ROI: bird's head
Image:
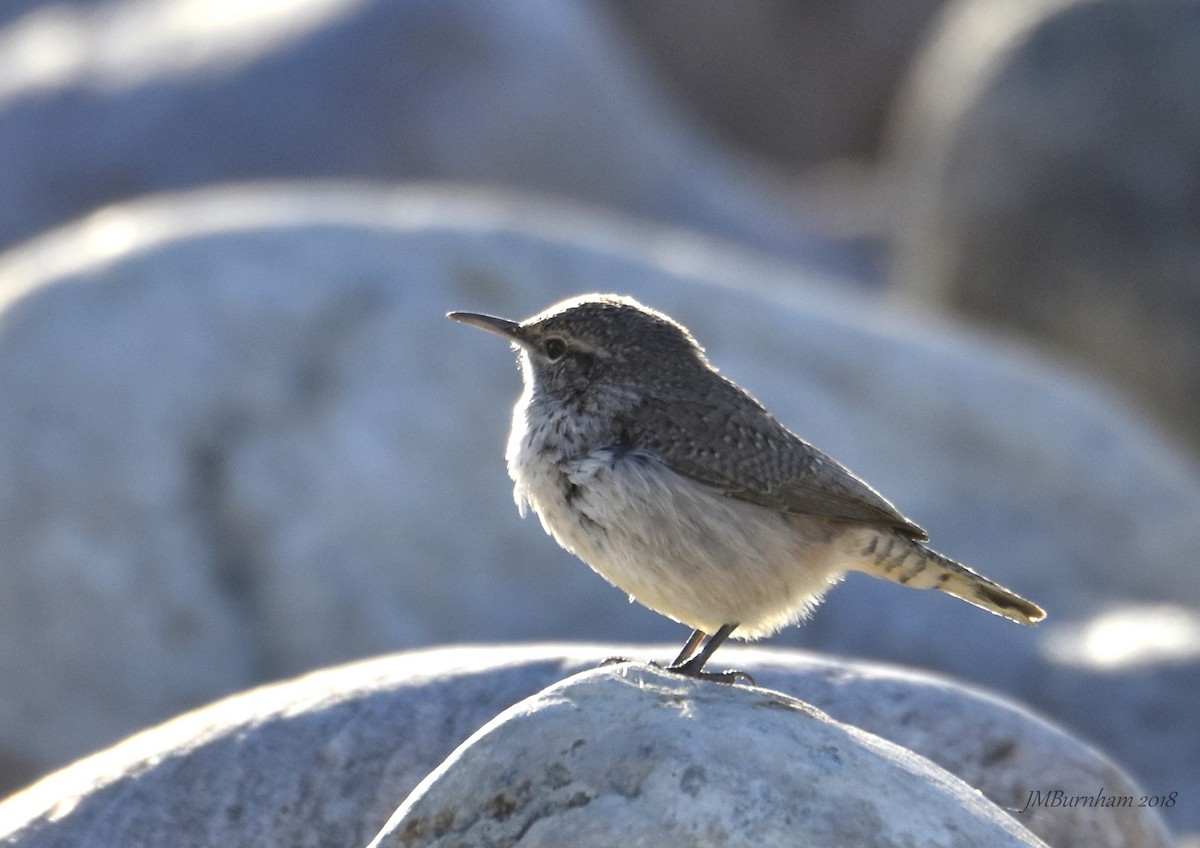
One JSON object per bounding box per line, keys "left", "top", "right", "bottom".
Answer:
{"left": 448, "top": 294, "right": 710, "bottom": 406}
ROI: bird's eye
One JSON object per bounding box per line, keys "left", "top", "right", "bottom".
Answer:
{"left": 544, "top": 337, "right": 567, "bottom": 360}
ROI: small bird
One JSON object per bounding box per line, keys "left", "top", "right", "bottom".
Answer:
{"left": 448, "top": 294, "right": 1045, "bottom": 682}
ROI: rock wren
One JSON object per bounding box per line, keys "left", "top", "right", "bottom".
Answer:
{"left": 448, "top": 294, "right": 1045, "bottom": 681}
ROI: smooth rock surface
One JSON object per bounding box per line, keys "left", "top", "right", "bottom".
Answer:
{"left": 0, "top": 646, "right": 1172, "bottom": 848}
{"left": 370, "top": 664, "right": 1045, "bottom": 848}
{"left": 0, "top": 0, "right": 825, "bottom": 262}
{"left": 0, "top": 185, "right": 1196, "bottom": 833}
{"left": 888, "top": 0, "right": 1200, "bottom": 446}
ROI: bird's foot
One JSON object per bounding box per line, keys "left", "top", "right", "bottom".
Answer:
{"left": 666, "top": 658, "right": 755, "bottom": 686}
{"left": 599, "top": 657, "right": 668, "bottom": 671}
{"left": 599, "top": 656, "right": 754, "bottom": 685}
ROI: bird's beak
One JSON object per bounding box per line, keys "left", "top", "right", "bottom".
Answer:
{"left": 446, "top": 311, "right": 523, "bottom": 343}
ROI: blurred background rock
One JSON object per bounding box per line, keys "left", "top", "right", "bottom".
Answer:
{"left": 0, "top": 0, "right": 1197, "bottom": 841}
{"left": 888, "top": 0, "right": 1200, "bottom": 466}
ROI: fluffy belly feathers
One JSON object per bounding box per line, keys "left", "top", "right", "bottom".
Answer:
{"left": 508, "top": 442, "right": 849, "bottom": 637}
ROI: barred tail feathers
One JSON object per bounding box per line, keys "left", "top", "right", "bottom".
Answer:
{"left": 856, "top": 532, "right": 1045, "bottom": 626}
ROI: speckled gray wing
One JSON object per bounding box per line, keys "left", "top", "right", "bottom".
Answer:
{"left": 627, "top": 384, "right": 928, "bottom": 540}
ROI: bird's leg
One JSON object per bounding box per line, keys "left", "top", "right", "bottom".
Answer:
{"left": 599, "top": 628, "right": 706, "bottom": 670}
{"left": 670, "top": 623, "right": 735, "bottom": 675}
{"left": 667, "top": 623, "right": 754, "bottom": 685}
{"left": 670, "top": 628, "right": 707, "bottom": 667}
{"left": 601, "top": 626, "right": 753, "bottom": 685}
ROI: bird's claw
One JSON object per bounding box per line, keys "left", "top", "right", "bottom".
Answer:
{"left": 667, "top": 662, "right": 755, "bottom": 686}
{"left": 598, "top": 656, "right": 754, "bottom": 686}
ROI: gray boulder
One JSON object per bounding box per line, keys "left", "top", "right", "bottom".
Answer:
{"left": 605, "top": 0, "right": 948, "bottom": 163}
{"left": 369, "top": 664, "right": 1045, "bottom": 848}
{"left": 887, "top": 0, "right": 1200, "bottom": 446}
{"left": 0, "top": 185, "right": 1196, "bottom": 835}
{"left": 0, "top": 0, "right": 825, "bottom": 262}
{"left": 0, "top": 646, "right": 1172, "bottom": 848}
